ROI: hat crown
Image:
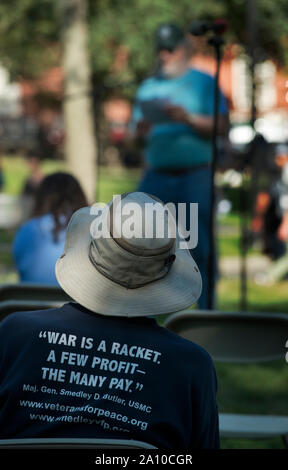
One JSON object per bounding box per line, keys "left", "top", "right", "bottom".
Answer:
{"left": 110, "top": 192, "right": 175, "bottom": 255}
{"left": 87, "top": 193, "right": 176, "bottom": 290}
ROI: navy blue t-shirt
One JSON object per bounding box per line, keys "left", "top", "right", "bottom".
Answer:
{"left": 0, "top": 303, "right": 219, "bottom": 449}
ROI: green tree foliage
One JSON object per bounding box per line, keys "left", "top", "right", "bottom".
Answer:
{"left": 0, "top": 0, "right": 288, "bottom": 86}
{"left": 88, "top": 0, "right": 227, "bottom": 95}
{"left": 0, "top": 0, "right": 58, "bottom": 79}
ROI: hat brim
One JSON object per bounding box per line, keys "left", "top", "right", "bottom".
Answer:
{"left": 55, "top": 207, "right": 202, "bottom": 317}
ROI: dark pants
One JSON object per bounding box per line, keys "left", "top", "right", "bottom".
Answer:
{"left": 138, "top": 167, "right": 216, "bottom": 309}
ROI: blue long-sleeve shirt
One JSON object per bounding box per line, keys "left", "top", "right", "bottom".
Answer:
{"left": 13, "top": 214, "right": 66, "bottom": 285}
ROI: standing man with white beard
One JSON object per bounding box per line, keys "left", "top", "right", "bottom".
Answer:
{"left": 131, "top": 23, "right": 229, "bottom": 309}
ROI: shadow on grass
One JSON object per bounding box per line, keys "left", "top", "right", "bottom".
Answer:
{"left": 220, "top": 436, "right": 284, "bottom": 449}
{"left": 216, "top": 360, "right": 288, "bottom": 449}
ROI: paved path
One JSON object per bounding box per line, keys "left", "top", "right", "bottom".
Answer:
{"left": 219, "top": 255, "right": 271, "bottom": 278}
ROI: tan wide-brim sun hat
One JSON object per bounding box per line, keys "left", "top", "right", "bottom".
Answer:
{"left": 55, "top": 192, "right": 202, "bottom": 317}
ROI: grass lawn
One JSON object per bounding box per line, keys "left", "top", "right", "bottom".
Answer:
{"left": 1, "top": 155, "right": 141, "bottom": 199}
{"left": 1, "top": 156, "right": 288, "bottom": 449}
{"left": 217, "top": 278, "right": 288, "bottom": 313}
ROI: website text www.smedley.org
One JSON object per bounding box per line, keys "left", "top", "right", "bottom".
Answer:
{"left": 19, "top": 399, "right": 148, "bottom": 432}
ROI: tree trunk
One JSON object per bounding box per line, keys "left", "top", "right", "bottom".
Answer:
{"left": 59, "top": 0, "right": 97, "bottom": 204}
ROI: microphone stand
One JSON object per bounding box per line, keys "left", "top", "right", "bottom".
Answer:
{"left": 207, "top": 33, "right": 225, "bottom": 310}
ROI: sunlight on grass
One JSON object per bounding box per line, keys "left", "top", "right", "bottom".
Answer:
{"left": 217, "top": 278, "right": 288, "bottom": 313}
{"left": 1, "top": 155, "right": 141, "bottom": 200}
{"left": 2, "top": 155, "right": 67, "bottom": 195}
{"left": 97, "top": 167, "right": 141, "bottom": 202}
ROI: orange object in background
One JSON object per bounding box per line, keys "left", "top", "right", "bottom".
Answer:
{"left": 251, "top": 192, "right": 271, "bottom": 233}
{"left": 256, "top": 191, "right": 271, "bottom": 213}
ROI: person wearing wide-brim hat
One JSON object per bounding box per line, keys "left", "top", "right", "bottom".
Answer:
{"left": 0, "top": 192, "right": 219, "bottom": 449}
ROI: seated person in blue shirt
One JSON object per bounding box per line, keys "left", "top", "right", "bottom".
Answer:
{"left": 13, "top": 172, "right": 87, "bottom": 285}
{"left": 130, "top": 23, "right": 229, "bottom": 309}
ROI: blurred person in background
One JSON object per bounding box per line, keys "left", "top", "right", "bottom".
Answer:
{"left": 21, "top": 149, "right": 44, "bottom": 199}
{"left": 253, "top": 144, "right": 288, "bottom": 284}
{"left": 130, "top": 23, "right": 229, "bottom": 308}
{"left": 13, "top": 172, "right": 87, "bottom": 285}
{"left": 249, "top": 135, "right": 285, "bottom": 261}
